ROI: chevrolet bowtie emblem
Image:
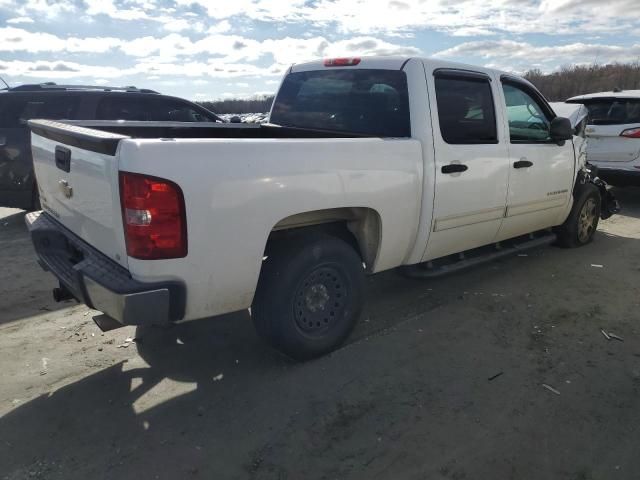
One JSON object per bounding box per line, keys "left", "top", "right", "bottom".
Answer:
{"left": 59, "top": 179, "right": 73, "bottom": 199}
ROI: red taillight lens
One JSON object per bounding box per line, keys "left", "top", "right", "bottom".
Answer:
{"left": 324, "top": 57, "right": 361, "bottom": 67}
{"left": 620, "top": 127, "right": 640, "bottom": 138}
{"left": 119, "top": 171, "right": 187, "bottom": 260}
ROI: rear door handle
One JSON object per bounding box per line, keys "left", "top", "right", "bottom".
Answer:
{"left": 513, "top": 159, "right": 533, "bottom": 169}
{"left": 441, "top": 163, "right": 468, "bottom": 174}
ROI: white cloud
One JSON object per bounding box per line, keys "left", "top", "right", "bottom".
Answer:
{"left": 6, "top": 16, "right": 34, "bottom": 24}
{"left": 171, "top": 0, "right": 640, "bottom": 37}
{"left": 113, "top": 31, "right": 418, "bottom": 65}
{"left": 0, "top": 59, "right": 129, "bottom": 78}
{"left": 0, "top": 58, "right": 281, "bottom": 80}
{"left": 0, "top": 27, "right": 121, "bottom": 53}
{"left": 84, "top": 0, "right": 150, "bottom": 21}
{"left": 0, "top": 0, "right": 75, "bottom": 17}
{"left": 2, "top": 0, "right": 640, "bottom": 38}
{"left": 160, "top": 17, "right": 205, "bottom": 33}
{"left": 434, "top": 39, "right": 640, "bottom": 73}
{"left": 207, "top": 20, "right": 232, "bottom": 34}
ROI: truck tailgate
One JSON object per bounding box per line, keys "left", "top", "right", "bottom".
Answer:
{"left": 29, "top": 120, "right": 129, "bottom": 268}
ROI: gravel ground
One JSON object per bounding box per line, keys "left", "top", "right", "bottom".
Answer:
{"left": 1, "top": 188, "right": 640, "bottom": 480}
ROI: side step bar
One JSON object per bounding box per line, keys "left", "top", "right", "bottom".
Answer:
{"left": 401, "top": 232, "right": 557, "bottom": 279}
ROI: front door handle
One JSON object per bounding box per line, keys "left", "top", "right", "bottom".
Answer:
{"left": 441, "top": 163, "right": 468, "bottom": 174}
{"left": 514, "top": 159, "right": 533, "bottom": 169}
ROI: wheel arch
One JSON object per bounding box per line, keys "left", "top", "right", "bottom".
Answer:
{"left": 266, "top": 207, "right": 382, "bottom": 272}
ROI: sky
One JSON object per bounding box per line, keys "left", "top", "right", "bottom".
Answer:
{"left": 0, "top": 0, "right": 639, "bottom": 101}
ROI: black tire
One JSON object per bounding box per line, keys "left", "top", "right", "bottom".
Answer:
{"left": 555, "top": 184, "right": 601, "bottom": 248}
{"left": 252, "top": 234, "right": 365, "bottom": 361}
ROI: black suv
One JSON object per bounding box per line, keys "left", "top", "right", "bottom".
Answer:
{"left": 0, "top": 82, "right": 222, "bottom": 210}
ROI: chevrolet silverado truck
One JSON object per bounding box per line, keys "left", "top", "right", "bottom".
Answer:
{"left": 25, "top": 57, "right": 619, "bottom": 360}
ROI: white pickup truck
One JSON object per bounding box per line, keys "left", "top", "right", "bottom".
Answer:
{"left": 26, "top": 56, "right": 618, "bottom": 360}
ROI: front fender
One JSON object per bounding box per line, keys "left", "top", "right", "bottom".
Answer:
{"left": 575, "top": 163, "right": 621, "bottom": 220}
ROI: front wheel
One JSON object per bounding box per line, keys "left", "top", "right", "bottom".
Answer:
{"left": 555, "top": 184, "right": 601, "bottom": 248}
{"left": 252, "top": 234, "right": 365, "bottom": 361}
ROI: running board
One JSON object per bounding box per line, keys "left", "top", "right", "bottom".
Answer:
{"left": 401, "top": 232, "right": 557, "bottom": 279}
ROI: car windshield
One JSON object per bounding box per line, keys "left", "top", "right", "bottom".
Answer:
{"left": 270, "top": 69, "right": 410, "bottom": 137}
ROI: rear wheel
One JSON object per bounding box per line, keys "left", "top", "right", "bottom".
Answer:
{"left": 556, "top": 184, "right": 601, "bottom": 248}
{"left": 252, "top": 234, "right": 365, "bottom": 361}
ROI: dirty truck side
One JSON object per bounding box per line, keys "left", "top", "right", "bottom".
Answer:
{"left": 25, "top": 56, "right": 618, "bottom": 359}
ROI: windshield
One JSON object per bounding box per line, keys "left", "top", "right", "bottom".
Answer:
{"left": 270, "top": 69, "right": 410, "bottom": 137}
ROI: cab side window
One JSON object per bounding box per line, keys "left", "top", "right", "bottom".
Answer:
{"left": 502, "top": 83, "right": 551, "bottom": 142}
{"left": 0, "top": 96, "right": 80, "bottom": 127}
{"left": 146, "top": 98, "right": 216, "bottom": 122}
{"left": 96, "top": 96, "right": 147, "bottom": 121}
{"left": 434, "top": 76, "right": 498, "bottom": 144}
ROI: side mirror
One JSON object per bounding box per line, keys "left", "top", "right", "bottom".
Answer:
{"left": 550, "top": 116, "right": 573, "bottom": 143}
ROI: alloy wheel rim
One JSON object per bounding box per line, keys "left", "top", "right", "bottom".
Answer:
{"left": 578, "top": 198, "right": 597, "bottom": 243}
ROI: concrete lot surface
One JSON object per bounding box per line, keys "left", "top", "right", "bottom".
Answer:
{"left": 1, "top": 188, "right": 640, "bottom": 480}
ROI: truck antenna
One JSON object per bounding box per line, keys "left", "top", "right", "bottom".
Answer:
{"left": 0, "top": 76, "right": 9, "bottom": 90}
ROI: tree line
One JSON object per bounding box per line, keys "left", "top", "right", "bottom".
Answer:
{"left": 524, "top": 63, "right": 640, "bottom": 101}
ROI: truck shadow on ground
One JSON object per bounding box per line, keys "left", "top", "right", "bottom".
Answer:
{"left": 0, "top": 210, "right": 71, "bottom": 325}
{"left": 2, "top": 225, "right": 640, "bottom": 479}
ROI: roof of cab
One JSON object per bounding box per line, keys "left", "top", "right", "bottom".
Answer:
{"left": 567, "top": 90, "right": 640, "bottom": 102}
{"left": 289, "top": 56, "right": 510, "bottom": 77}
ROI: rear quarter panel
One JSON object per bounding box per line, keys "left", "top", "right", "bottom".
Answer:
{"left": 117, "top": 137, "right": 422, "bottom": 320}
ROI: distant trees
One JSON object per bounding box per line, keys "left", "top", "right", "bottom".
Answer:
{"left": 198, "top": 95, "right": 275, "bottom": 114}
{"left": 524, "top": 63, "right": 640, "bottom": 101}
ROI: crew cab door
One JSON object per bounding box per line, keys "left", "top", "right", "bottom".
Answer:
{"left": 496, "top": 78, "right": 575, "bottom": 241}
{"left": 422, "top": 68, "right": 510, "bottom": 261}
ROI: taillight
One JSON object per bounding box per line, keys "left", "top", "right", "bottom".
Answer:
{"left": 119, "top": 171, "right": 187, "bottom": 260}
{"left": 324, "top": 57, "right": 361, "bottom": 67}
{"left": 620, "top": 127, "right": 640, "bottom": 138}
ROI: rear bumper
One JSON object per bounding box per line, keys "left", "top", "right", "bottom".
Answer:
{"left": 25, "top": 211, "right": 186, "bottom": 326}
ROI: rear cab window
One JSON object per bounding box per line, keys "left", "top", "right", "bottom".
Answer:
{"left": 434, "top": 74, "right": 498, "bottom": 144}
{"left": 270, "top": 69, "right": 410, "bottom": 137}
